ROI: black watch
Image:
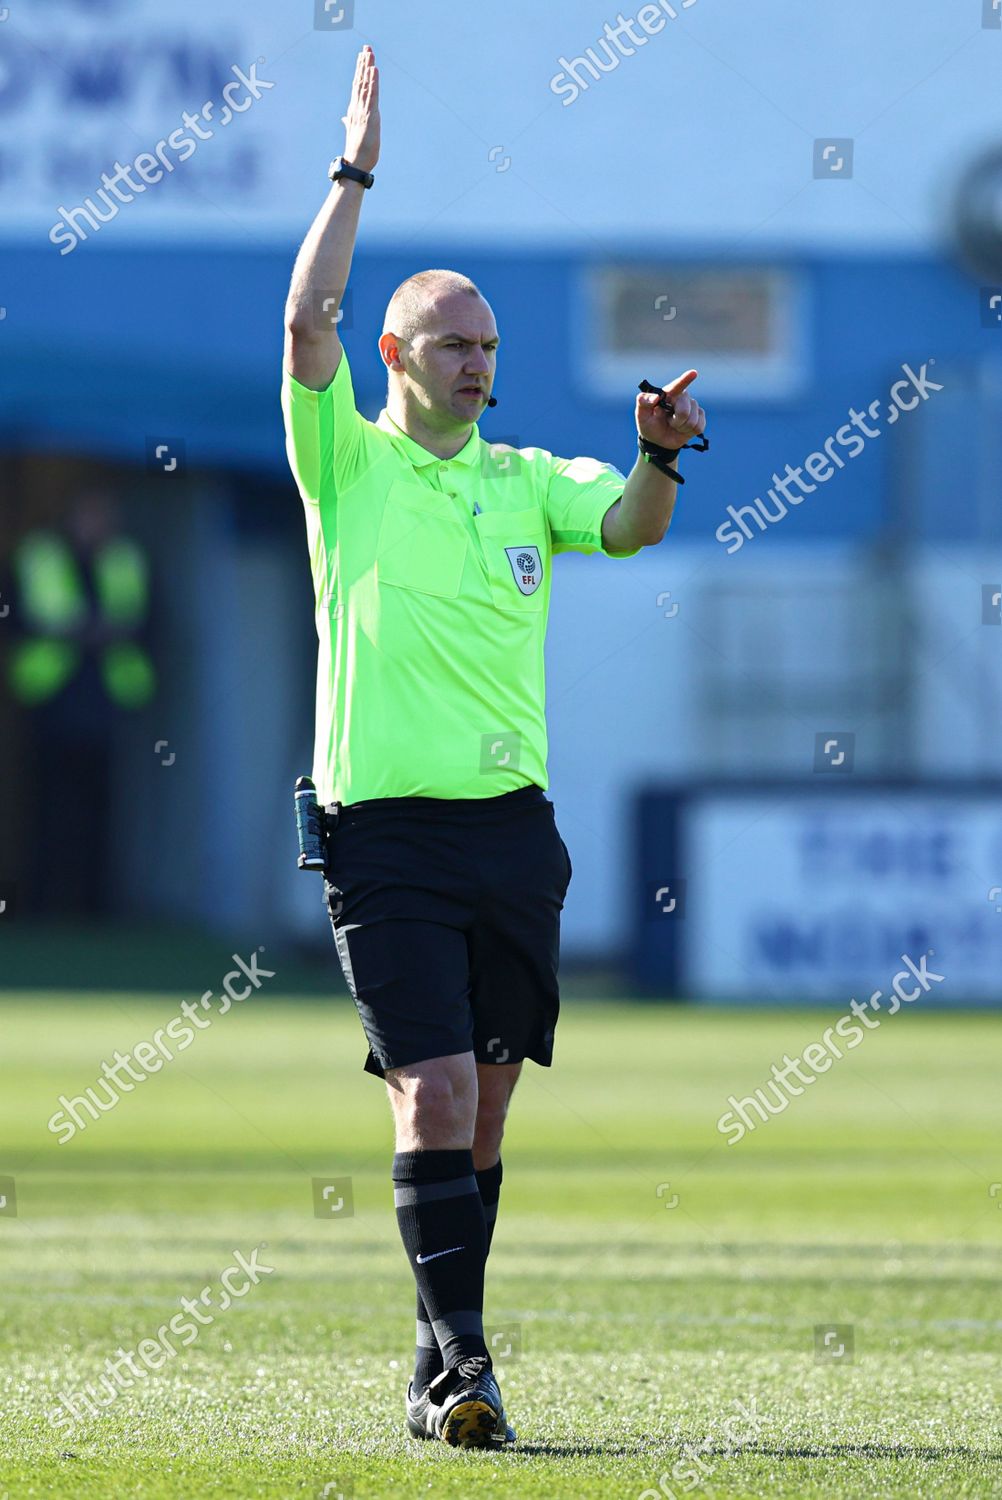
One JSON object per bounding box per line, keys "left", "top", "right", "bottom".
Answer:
{"left": 328, "top": 156, "right": 374, "bottom": 189}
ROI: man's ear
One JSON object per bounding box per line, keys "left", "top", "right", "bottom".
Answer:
{"left": 378, "top": 332, "right": 404, "bottom": 372}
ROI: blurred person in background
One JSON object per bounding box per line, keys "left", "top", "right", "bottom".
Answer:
{"left": 7, "top": 489, "right": 156, "bottom": 915}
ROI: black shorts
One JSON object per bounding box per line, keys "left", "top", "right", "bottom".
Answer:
{"left": 322, "top": 784, "right": 572, "bottom": 1078}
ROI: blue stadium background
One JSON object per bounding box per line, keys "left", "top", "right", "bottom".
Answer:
{"left": 2, "top": 0, "right": 1001, "bottom": 1000}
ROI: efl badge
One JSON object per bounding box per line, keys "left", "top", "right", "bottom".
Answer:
{"left": 504, "top": 545, "right": 543, "bottom": 596}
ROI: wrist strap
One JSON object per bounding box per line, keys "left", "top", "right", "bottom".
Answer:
{"left": 638, "top": 435, "right": 685, "bottom": 483}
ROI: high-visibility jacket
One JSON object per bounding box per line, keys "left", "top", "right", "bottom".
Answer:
{"left": 8, "top": 530, "right": 156, "bottom": 709}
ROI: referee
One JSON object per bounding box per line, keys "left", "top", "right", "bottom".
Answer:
{"left": 281, "top": 46, "right": 706, "bottom": 1449}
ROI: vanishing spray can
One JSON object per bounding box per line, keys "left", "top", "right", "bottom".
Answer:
{"left": 295, "top": 775, "right": 326, "bottom": 872}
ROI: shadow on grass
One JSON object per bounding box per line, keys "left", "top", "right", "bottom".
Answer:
{"left": 512, "top": 1444, "right": 640, "bottom": 1457}
{"left": 514, "top": 1441, "right": 1002, "bottom": 1461}
{"left": 697, "top": 1442, "right": 1002, "bottom": 1462}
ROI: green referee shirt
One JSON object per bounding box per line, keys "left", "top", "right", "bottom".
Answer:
{"left": 282, "top": 350, "right": 636, "bottom": 805}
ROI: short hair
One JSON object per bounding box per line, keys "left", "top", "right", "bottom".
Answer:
{"left": 382, "top": 269, "right": 485, "bottom": 344}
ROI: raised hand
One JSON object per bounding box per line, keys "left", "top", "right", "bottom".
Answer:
{"left": 636, "top": 370, "right": 706, "bottom": 453}
{"left": 342, "top": 45, "right": 380, "bottom": 175}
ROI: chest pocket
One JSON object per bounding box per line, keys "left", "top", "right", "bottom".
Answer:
{"left": 476, "top": 507, "right": 549, "bottom": 613}
{"left": 376, "top": 481, "right": 469, "bottom": 599}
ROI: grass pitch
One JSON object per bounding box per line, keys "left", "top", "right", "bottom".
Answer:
{"left": 2, "top": 991, "right": 1001, "bottom": 1498}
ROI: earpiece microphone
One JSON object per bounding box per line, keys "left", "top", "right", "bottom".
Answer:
{"left": 487, "top": 396, "right": 498, "bottom": 408}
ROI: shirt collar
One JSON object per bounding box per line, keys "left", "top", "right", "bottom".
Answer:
{"left": 376, "top": 408, "right": 481, "bottom": 468}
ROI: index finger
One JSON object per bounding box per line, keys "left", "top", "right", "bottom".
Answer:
{"left": 661, "top": 369, "right": 699, "bottom": 400}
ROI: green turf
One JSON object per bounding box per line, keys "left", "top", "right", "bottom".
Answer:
{"left": 2, "top": 992, "right": 1001, "bottom": 1498}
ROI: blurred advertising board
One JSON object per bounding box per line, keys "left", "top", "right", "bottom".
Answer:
{"left": 0, "top": 0, "right": 292, "bottom": 247}
{"left": 634, "top": 784, "right": 1002, "bottom": 1004}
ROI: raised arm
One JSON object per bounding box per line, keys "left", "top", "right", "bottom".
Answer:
{"left": 283, "top": 46, "right": 380, "bottom": 392}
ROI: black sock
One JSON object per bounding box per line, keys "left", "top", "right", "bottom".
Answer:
{"left": 412, "top": 1157, "right": 504, "bottom": 1390}
{"left": 477, "top": 1158, "right": 503, "bottom": 1253}
{"left": 394, "top": 1149, "right": 488, "bottom": 1374}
